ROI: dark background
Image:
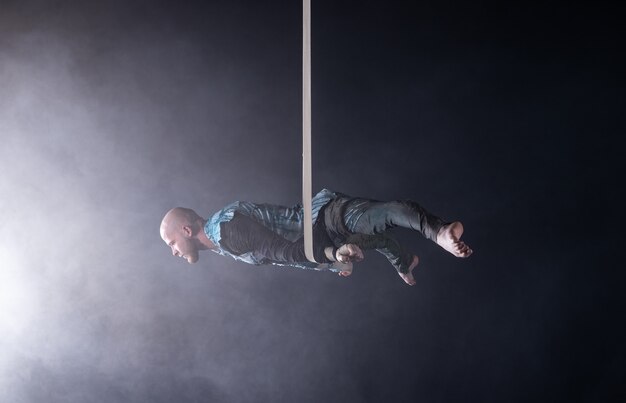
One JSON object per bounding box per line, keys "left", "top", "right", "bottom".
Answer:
{"left": 0, "top": 0, "right": 623, "bottom": 402}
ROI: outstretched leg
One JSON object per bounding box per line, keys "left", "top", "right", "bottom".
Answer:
{"left": 338, "top": 197, "right": 472, "bottom": 282}
{"left": 345, "top": 199, "right": 444, "bottom": 242}
{"left": 347, "top": 199, "right": 473, "bottom": 256}
{"left": 436, "top": 221, "right": 473, "bottom": 257}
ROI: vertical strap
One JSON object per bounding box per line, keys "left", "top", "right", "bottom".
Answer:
{"left": 302, "top": 0, "right": 316, "bottom": 262}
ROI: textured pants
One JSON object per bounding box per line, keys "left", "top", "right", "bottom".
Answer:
{"left": 326, "top": 197, "right": 446, "bottom": 273}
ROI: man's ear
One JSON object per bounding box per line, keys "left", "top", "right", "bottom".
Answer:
{"left": 182, "top": 225, "right": 193, "bottom": 237}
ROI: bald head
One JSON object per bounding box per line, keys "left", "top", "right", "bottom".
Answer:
{"left": 160, "top": 207, "right": 207, "bottom": 264}
{"left": 161, "top": 207, "right": 203, "bottom": 232}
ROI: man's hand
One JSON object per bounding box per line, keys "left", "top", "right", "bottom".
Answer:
{"left": 335, "top": 244, "right": 364, "bottom": 263}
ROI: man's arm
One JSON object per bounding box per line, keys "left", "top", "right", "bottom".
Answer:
{"left": 219, "top": 212, "right": 334, "bottom": 264}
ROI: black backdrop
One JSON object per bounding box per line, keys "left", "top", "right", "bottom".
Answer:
{"left": 0, "top": 1, "right": 623, "bottom": 402}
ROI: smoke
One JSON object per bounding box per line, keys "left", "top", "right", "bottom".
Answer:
{"left": 0, "top": 8, "right": 235, "bottom": 401}
{"left": 0, "top": 3, "right": 350, "bottom": 401}
{"left": 2, "top": 1, "right": 621, "bottom": 402}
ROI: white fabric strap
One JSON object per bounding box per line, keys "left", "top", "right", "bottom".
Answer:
{"left": 302, "top": 0, "right": 316, "bottom": 262}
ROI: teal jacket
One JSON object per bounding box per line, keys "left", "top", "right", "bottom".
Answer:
{"left": 204, "top": 189, "right": 346, "bottom": 271}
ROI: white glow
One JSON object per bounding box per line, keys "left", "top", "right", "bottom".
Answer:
{"left": 0, "top": 246, "right": 38, "bottom": 340}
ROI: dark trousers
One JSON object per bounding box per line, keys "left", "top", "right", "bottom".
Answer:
{"left": 335, "top": 198, "right": 446, "bottom": 273}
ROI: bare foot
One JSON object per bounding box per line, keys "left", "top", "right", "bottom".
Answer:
{"left": 398, "top": 255, "right": 419, "bottom": 286}
{"left": 436, "top": 221, "right": 473, "bottom": 257}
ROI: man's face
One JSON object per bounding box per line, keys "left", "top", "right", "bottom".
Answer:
{"left": 161, "top": 227, "right": 200, "bottom": 264}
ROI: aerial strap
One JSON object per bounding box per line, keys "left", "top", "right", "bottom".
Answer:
{"left": 302, "top": 0, "right": 316, "bottom": 262}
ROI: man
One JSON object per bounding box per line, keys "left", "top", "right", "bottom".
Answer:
{"left": 160, "top": 189, "right": 472, "bottom": 285}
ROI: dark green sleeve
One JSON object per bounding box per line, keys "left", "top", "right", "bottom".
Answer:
{"left": 220, "top": 213, "right": 333, "bottom": 264}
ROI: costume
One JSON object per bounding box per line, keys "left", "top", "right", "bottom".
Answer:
{"left": 203, "top": 189, "right": 335, "bottom": 270}
{"left": 204, "top": 189, "right": 446, "bottom": 273}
